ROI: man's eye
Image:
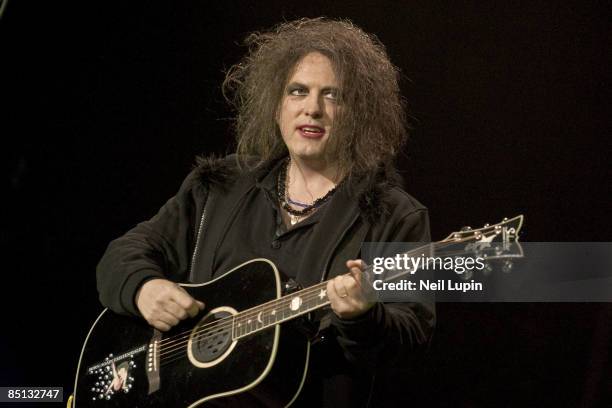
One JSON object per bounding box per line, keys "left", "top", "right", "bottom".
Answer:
{"left": 324, "top": 90, "right": 338, "bottom": 101}
{"left": 289, "top": 87, "right": 307, "bottom": 96}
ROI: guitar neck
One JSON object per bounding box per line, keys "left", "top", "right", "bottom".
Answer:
{"left": 232, "top": 242, "right": 434, "bottom": 339}
{"left": 232, "top": 281, "right": 330, "bottom": 339}
{"left": 231, "top": 214, "right": 524, "bottom": 340}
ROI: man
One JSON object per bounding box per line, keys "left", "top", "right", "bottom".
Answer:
{"left": 97, "top": 18, "right": 434, "bottom": 406}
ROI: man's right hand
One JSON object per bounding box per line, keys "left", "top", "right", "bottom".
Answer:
{"left": 135, "top": 278, "right": 205, "bottom": 332}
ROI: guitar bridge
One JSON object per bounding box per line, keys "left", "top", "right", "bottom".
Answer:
{"left": 146, "top": 330, "right": 161, "bottom": 395}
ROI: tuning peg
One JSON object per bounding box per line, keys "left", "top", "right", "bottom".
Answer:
{"left": 460, "top": 226, "right": 472, "bottom": 232}
{"left": 484, "top": 223, "right": 490, "bottom": 227}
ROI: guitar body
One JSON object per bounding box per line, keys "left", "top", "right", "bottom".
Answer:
{"left": 72, "top": 259, "right": 310, "bottom": 407}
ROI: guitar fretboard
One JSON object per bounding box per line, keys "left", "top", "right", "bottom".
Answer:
{"left": 232, "top": 281, "right": 329, "bottom": 339}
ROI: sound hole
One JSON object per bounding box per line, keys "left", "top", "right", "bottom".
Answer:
{"left": 190, "top": 311, "right": 233, "bottom": 363}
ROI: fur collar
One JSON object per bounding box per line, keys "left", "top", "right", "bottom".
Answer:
{"left": 193, "top": 154, "right": 403, "bottom": 223}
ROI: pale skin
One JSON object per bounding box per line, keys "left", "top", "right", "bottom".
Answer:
{"left": 136, "top": 52, "right": 373, "bottom": 331}
{"left": 277, "top": 52, "right": 339, "bottom": 204}
{"left": 135, "top": 280, "right": 204, "bottom": 332}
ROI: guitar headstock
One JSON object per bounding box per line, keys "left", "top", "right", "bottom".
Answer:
{"left": 441, "top": 215, "right": 525, "bottom": 260}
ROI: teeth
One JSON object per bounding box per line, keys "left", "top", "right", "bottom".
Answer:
{"left": 302, "top": 127, "right": 321, "bottom": 133}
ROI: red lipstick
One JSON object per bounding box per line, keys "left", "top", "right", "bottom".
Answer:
{"left": 297, "top": 125, "right": 325, "bottom": 139}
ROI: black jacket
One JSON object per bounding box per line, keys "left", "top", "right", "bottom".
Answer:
{"left": 97, "top": 156, "right": 435, "bottom": 407}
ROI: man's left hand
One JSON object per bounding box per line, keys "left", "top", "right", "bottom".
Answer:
{"left": 327, "top": 259, "right": 374, "bottom": 320}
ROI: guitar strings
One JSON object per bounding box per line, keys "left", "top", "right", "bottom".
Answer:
{"left": 155, "top": 240, "right": 468, "bottom": 363}
{"left": 156, "top": 235, "right": 515, "bottom": 367}
{"left": 157, "top": 241, "right": 438, "bottom": 348}
{"left": 157, "top": 285, "right": 329, "bottom": 362}
{"left": 143, "top": 238, "right": 485, "bottom": 366}
{"left": 156, "top": 239, "right": 468, "bottom": 347}
{"left": 158, "top": 290, "right": 332, "bottom": 367}
{"left": 157, "top": 242, "right": 441, "bottom": 349}
{"left": 161, "top": 235, "right": 502, "bottom": 348}
{"left": 159, "top": 301, "right": 329, "bottom": 368}
{"left": 160, "top": 255, "right": 500, "bottom": 364}
{"left": 153, "top": 284, "right": 326, "bottom": 358}
{"left": 160, "top": 249, "right": 444, "bottom": 361}
{"left": 157, "top": 279, "right": 328, "bottom": 352}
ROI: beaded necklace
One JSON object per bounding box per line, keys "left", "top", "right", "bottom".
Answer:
{"left": 277, "top": 158, "right": 338, "bottom": 225}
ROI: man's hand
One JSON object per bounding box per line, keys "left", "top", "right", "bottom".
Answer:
{"left": 135, "top": 279, "right": 205, "bottom": 331}
{"left": 326, "top": 259, "right": 374, "bottom": 320}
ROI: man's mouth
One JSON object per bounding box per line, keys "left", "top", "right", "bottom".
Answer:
{"left": 297, "top": 125, "right": 325, "bottom": 138}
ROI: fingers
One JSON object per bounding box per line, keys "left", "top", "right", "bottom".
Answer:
{"left": 327, "top": 259, "right": 373, "bottom": 320}
{"left": 327, "top": 274, "right": 360, "bottom": 304}
{"left": 326, "top": 279, "right": 340, "bottom": 302}
{"left": 157, "top": 310, "right": 180, "bottom": 327}
{"left": 327, "top": 276, "right": 364, "bottom": 320}
{"left": 135, "top": 279, "right": 205, "bottom": 332}
{"left": 151, "top": 320, "right": 171, "bottom": 332}
{"left": 173, "top": 286, "right": 205, "bottom": 318}
{"left": 165, "top": 301, "right": 189, "bottom": 320}
{"left": 333, "top": 259, "right": 366, "bottom": 297}
{"left": 333, "top": 275, "right": 350, "bottom": 298}
{"left": 346, "top": 259, "right": 365, "bottom": 271}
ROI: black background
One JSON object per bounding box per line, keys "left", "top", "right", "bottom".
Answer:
{"left": 1, "top": 1, "right": 611, "bottom": 406}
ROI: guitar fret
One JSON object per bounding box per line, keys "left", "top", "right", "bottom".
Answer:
{"left": 232, "top": 283, "right": 330, "bottom": 340}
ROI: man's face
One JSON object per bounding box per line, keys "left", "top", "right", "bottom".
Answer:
{"left": 276, "top": 52, "right": 339, "bottom": 166}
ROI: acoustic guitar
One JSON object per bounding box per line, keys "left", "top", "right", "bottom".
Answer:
{"left": 69, "top": 215, "right": 524, "bottom": 407}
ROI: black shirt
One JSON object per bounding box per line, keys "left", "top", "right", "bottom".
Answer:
{"left": 212, "top": 159, "right": 329, "bottom": 281}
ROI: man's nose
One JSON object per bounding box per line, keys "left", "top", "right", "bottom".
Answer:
{"left": 304, "top": 94, "right": 323, "bottom": 118}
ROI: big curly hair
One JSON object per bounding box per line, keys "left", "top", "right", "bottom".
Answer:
{"left": 222, "top": 18, "right": 407, "bottom": 178}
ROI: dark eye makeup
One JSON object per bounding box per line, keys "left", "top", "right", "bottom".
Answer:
{"left": 286, "top": 83, "right": 339, "bottom": 101}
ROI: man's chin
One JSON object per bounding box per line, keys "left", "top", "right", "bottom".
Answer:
{"left": 290, "top": 151, "right": 329, "bottom": 167}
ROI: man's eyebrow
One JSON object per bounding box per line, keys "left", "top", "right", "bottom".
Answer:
{"left": 286, "top": 82, "right": 339, "bottom": 90}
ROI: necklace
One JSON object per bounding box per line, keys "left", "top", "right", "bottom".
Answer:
{"left": 277, "top": 158, "right": 338, "bottom": 225}
{"left": 286, "top": 196, "right": 310, "bottom": 208}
